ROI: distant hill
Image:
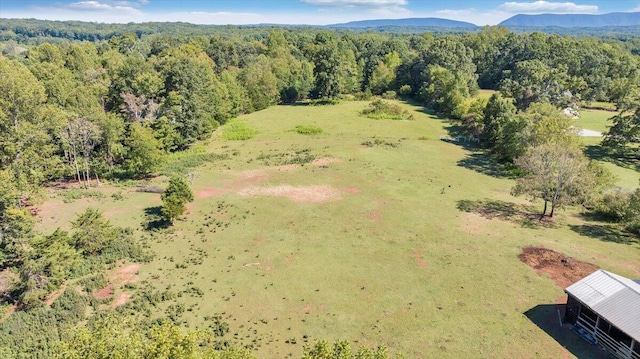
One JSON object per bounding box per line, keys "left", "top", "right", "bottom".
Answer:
{"left": 500, "top": 12, "right": 640, "bottom": 27}
{"left": 328, "top": 18, "right": 477, "bottom": 29}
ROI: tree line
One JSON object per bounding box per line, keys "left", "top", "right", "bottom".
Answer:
{"left": 1, "top": 24, "right": 640, "bottom": 357}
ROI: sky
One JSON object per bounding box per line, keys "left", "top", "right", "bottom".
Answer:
{"left": 0, "top": 0, "right": 639, "bottom": 26}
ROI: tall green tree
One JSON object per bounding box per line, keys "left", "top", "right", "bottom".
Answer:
{"left": 481, "top": 93, "right": 527, "bottom": 162}
{"left": 500, "top": 59, "right": 570, "bottom": 110}
{"left": 0, "top": 56, "right": 61, "bottom": 187}
{"left": 239, "top": 55, "right": 279, "bottom": 111}
{"left": 308, "top": 32, "right": 341, "bottom": 100}
{"left": 420, "top": 65, "right": 468, "bottom": 118}
{"left": 123, "top": 123, "right": 165, "bottom": 178}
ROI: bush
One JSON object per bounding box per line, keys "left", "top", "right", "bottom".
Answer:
{"left": 381, "top": 91, "right": 397, "bottom": 100}
{"left": 354, "top": 90, "right": 373, "bottom": 101}
{"left": 222, "top": 120, "right": 258, "bottom": 141}
{"left": 161, "top": 177, "right": 194, "bottom": 224}
{"left": 398, "top": 84, "right": 412, "bottom": 97}
{"left": 595, "top": 189, "right": 631, "bottom": 221}
{"left": 361, "top": 99, "right": 413, "bottom": 121}
{"left": 294, "top": 125, "right": 323, "bottom": 135}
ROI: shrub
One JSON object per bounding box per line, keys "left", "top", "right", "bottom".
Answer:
{"left": 294, "top": 125, "right": 323, "bottom": 135}
{"left": 360, "top": 99, "right": 413, "bottom": 121}
{"left": 354, "top": 90, "right": 373, "bottom": 101}
{"left": 398, "top": 84, "right": 412, "bottom": 97}
{"left": 222, "top": 120, "right": 258, "bottom": 141}
{"left": 61, "top": 189, "right": 105, "bottom": 203}
{"left": 381, "top": 91, "right": 397, "bottom": 100}
{"left": 595, "top": 189, "right": 631, "bottom": 221}
{"left": 160, "top": 177, "right": 194, "bottom": 224}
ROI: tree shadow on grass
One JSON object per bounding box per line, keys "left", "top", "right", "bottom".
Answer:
{"left": 456, "top": 152, "right": 512, "bottom": 179}
{"left": 457, "top": 199, "right": 556, "bottom": 228}
{"left": 583, "top": 145, "right": 640, "bottom": 172}
{"left": 569, "top": 223, "right": 639, "bottom": 246}
{"left": 143, "top": 206, "right": 170, "bottom": 231}
{"left": 524, "top": 304, "right": 612, "bottom": 359}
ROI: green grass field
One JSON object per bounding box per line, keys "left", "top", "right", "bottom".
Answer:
{"left": 576, "top": 108, "right": 615, "bottom": 134}
{"left": 35, "top": 100, "right": 639, "bottom": 358}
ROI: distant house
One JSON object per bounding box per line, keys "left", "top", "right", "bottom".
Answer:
{"left": 565, "top": 269, "right": 640, "bottom": 359}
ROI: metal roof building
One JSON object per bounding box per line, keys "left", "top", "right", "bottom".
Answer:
{"left": 564, "top": 269, "right": 640, "bottom": 359}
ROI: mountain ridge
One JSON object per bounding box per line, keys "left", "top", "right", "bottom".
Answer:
{"left": 327, "top": 17, "right": 477, "bottom": 29}
{"left": 499, "top": 12, "right": 640, "bottom": 27}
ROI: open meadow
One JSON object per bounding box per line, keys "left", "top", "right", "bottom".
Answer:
{"left": 35, "top": 100, "right": 640, "bottom": 358}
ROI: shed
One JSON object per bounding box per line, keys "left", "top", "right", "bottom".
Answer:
{"left": 564, "top": 269, "right": 640, "bottom": 359}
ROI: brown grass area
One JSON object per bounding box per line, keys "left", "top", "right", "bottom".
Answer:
{"left": 238, "top": 185, "right": 341, "bottom": 203}
{"left": 518, "top": 246, "right": 599, "bottom": 288}
{"left": 311, "top": 157, "right": 341, "bottom": 166}
{"left": 196, "top": 159, "right": 342, "bottom": 200}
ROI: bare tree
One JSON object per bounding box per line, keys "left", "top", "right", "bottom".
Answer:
{"left": 62, "top": 117, "right": 101, "bottom": 188}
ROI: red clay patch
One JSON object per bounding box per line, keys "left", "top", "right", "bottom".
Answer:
{"left": 518, "top": 246, "right": 599, "bottom": 288}
{"left": 93, "top": 263, "right": 140, "bottom": 305}
{"left": 411, "top": 250, "right": 427, "bottom": 268}
{"left": 94, "top": 284, "right": 113, "bottom": 300}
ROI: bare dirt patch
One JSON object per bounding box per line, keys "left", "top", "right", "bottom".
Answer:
{"left": 345, "top": 187, "right": 361, "bottom": 194}
{"left": 518, "top": 246, "right": 599, "bottom": 288}
{"left": 93, "top": 263, "right": 140, "bottom": 304}
{"left": 112, "top": 292, "right": 131, "bottom": 308}
{"left": 196, "top": 188, "right": 226, "bottom": 199}
{"left": 109, "top": 264, "right": 140, "bottom": 285}
{"left": 44, "top": 283, "right": 68, "bottom": 306}
{"left": 311, "top": 157, "right": 341, "bottom": 166}
{"left": 239, "top": 185, "right": 341, "bottom": 203}
{"left": 1, "top": 304, "right": 17, "bottom": 322}
{"left": 93, "top": 285, "right": 113, "bottom": 300}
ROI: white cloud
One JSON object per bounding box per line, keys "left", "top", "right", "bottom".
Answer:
{"left": 629, "top": 5, "right": 640, "bottom": 12}
{"left": 498, "top": 1, "right": 598, "bottom": 14}
{"left": 301, "top": 0, "right": 407, "bottom": 8}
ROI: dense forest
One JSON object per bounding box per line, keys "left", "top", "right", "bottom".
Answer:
{"left": 0, "top": 20, "right": 640, "bottom": 357}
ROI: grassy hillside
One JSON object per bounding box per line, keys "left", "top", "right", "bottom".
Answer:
{"left": 35, "top": 100, "right": 639, "bottom": 358}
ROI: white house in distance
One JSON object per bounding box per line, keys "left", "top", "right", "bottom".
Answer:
{"left": 564, "top": 269, "right": 640, "bottom": 359}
